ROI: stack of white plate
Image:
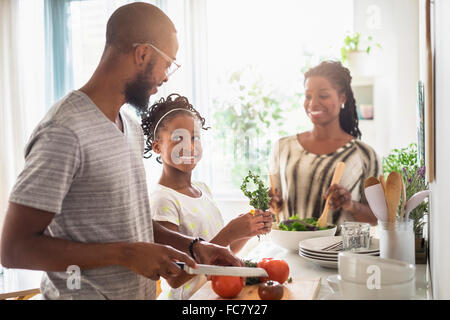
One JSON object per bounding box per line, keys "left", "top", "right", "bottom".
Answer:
{"left": 298, "top": 236, "right": 380, "bottom": 269}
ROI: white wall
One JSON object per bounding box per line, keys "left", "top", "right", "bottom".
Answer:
{"left": 429, "top": 0, "right": 450, "bottom": 300}
{"left": 216, "top": 0, "right": 422, "bottom": 226}
{"left": 356, "top": 0, "right": 450, "bottom": 300}
{"left": 353, "top": 0, "right": 419, "bottom": 159}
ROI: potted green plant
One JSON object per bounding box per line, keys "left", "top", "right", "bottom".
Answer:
{"left": 340, "top": 32, "right": 381, "bottom": 77}
{"left": 382, "top": 143, "right": 429, "bottom": 264}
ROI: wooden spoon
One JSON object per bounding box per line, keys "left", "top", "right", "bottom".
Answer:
{"left": 398, "top": 177, "right": 407, "bottom": 221}
{"left": 385, "top": 172, "right": 402, "bottom": 223}
{"left": 365, "top": 176, "right": 380, "bottom": 189}
{"left": 379, "top": 175, "right": 386, "bottom": 193}
{"left": 318, "top": 162, "right": 346, "bottom": 228}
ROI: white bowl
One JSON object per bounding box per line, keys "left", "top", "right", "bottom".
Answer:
{"left": 338, "top": 275, "right": 416, "bottom": 300}
{"left": 338, "top": 251, "right": 416, "bottom": 285}
{"left": 269, "top": 226, "right": 337, "bottom": 251}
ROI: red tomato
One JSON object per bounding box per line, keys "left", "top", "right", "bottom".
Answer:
{"left": 211, "top": 276, "right": 245, "bottom": 298}
{"left": 257, "top": 258, "right": 274, "bottom": 281}
{"left": 258, "top": 280, "right": 284, "bottom": 300}
{"left": 257, "top": 258, "right": 273, "bottom": 269}
{"left": 257, "top": 258, "right": 290, "bottom": 284}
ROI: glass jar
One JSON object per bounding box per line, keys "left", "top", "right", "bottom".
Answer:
{"left": 378, "top": 220, "right": 415, "bottom": 265}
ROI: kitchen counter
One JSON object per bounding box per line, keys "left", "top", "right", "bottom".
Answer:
{"left": 201, "top": 236, "right": 431, "bottom": 300}
{"left": 1, "top": 237, "right": 430, "bottom": 300}
{"left": 0, "top": 268, "right": 42, "bottom": 300}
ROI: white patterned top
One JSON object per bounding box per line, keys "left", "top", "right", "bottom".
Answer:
{"left": 150, "top": 181, "right": 224, "bottom": 300}
{"left": 270, "top": 135, "right": 381, "bottom": 227}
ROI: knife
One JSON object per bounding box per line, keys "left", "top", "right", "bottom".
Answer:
{"left": 176, "top": 262, "right": 268, "bottom": 277}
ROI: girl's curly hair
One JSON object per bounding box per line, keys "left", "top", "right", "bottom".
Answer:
{"left": 141, "top": 93, "right": 209, "bottom": 161}
{"left": 304, "top": 60, "right": 362, "bottom": 139}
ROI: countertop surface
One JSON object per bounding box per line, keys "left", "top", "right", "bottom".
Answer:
{"left": 1, "top": 236, "right": 431, "bottom": 300}
{"left": 0, "top": 268, "right": 42, "bottom": 299}
{"left": 195, "top": 235, "right": 431, "bottom": 300}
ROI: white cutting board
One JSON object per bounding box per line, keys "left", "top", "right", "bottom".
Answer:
{"left": 190, "top": 277, "right": 321, "bottom": 300}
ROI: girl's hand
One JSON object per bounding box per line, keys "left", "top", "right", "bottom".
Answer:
{"left": 268, "top": 188, "right": 283, "bottom": 213}
{"left": 255, "top": 209, "right": 274, "bottom": 234}
{"left": 226, "top": 210, "right": 272, "bottom": 240}
{"left": 323, "top": 184, "right": 353, "bottom": 211}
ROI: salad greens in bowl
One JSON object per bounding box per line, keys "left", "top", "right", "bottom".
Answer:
{"left": 278, "top": 215, "right": 334, "bottom": 231}
{"left": 270, "top": 215, "right": 337, "bottom": 251}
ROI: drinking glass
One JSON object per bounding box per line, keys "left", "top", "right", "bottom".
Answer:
{"left": 341, "top": 222, "right": 371, "bottom": 251}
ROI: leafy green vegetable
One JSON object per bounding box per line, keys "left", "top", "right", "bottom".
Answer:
{"left": 240, "top": 171, "right": 270, "bottom": 211}
{"left": 243, "top": 259, "right": 261, "bottom": 285}
{"left": 279, "top": 217, "right": 330, "bottom": 231}
{"left": 291, "top": 221, "right": 307, "bottom": 231}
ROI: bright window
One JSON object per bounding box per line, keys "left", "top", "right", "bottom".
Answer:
{"left": 205, "top": 0, "right": 353, "bottom": 199}
{"left": 70, "top": 0, "right": 132, "bottom": 88}
{"left": 67, "top": 0, "right": 353, "bottom": 200}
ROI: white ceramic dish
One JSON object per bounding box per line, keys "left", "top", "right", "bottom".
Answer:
{"left": 321, "top": 291, "right": 344, "bottom": 300}
{"left": 338, "top": 275, "right": 416, "bottom": 300}
{"left": 324, "top": 274, "right": 418, "bottom": 300}
{"left": 300, "top": 248, "right": 379, "bottom": 259}
{"left": 270, "top": 225, "right": 337, "bottom": 251}
{"left": 299, "top": 250, "right": 338, "bottom": 261}
{"left": 298, "top": 251, "right": 338, "bottom": 269}
{"left": 338, "top": 251, "right": 416, "bottom": 285}
{"left": 299, "top": 236, "right": 379, "bottom": 255}
{"left": 322, "top": 290, "right": 421, "bottom": 300}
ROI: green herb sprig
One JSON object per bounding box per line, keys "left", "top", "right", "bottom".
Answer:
{"left": 243, "top": 259, "right": 261, "bottom": 285}
{"left": 240, "top": 171, "right": 270, "bottom": 211}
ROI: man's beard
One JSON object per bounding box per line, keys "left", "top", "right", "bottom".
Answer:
{"left": 124, "top": 59, "right": 157, "bottom": 113}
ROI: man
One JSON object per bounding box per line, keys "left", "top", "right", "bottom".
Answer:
{"left": 0, "top": 2, "right": 242, "bottom": 299}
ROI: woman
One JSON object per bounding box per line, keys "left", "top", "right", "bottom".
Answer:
{"left": 269, "top": 60, "right": 380, "bottom": 227}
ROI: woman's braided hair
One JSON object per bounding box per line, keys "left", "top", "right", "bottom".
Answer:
{"left": 304, "top": 60, "right": 362, "bottom": 139}
{"left": 141, "top": 93, "right": 208, "bottom": 161}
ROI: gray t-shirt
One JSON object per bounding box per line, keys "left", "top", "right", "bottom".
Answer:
{"left": 9, "top": 90, "right": 155, "bottom": 299}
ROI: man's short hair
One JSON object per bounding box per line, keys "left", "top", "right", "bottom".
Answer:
{"left": 105, "top": 2, "right": 176, "bottom": 54}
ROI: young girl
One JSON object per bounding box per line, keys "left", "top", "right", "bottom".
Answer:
{"left": 141, "top": 93, "right": 273, "bottom": 300}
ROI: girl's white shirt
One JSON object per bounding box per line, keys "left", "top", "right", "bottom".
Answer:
{"left": 150, "top": 181, "right": 224, "bottom": 300}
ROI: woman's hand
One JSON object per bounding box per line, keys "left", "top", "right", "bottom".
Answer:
{"left": 323, "top": 184, "right": 353, "bottom": 211}
{"left": 269, "top": 188, "right": 283, "bottom": 213}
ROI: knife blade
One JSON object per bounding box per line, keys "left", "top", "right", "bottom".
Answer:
{"left": 176, "top": 262, "right": 268, "bottom": 277}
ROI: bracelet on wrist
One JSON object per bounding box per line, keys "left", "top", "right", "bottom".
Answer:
{"left": 188, "top": 237, "right": 205, "bottom": 261}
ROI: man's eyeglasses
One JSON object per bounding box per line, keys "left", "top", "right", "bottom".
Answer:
{"left": 132, "top": 42, "right": 181, "bottom": 77}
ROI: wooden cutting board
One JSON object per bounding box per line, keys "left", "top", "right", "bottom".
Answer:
{"left": 190, "top": 277, "right": 321, "bottom": 300}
